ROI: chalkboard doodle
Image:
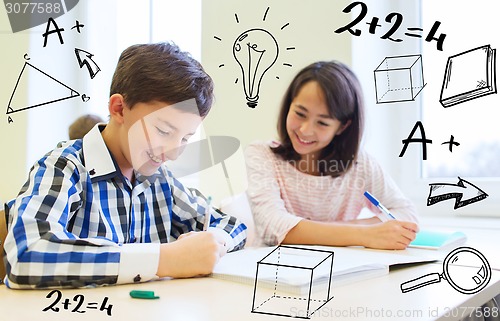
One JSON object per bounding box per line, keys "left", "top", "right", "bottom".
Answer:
{"left": 334, "top": 1, "right": 447, "bottom": 51}
{"left": 440, "top": 45, "right": 497, "bottom": 108}
{"left": 7, "top": 61, "right": 81, "bottom": 116}
{"left": 427, "top": 177, "right": 489, "bottom": 210}
{"left": 43, "top": 289, "right": 113, "bottom": 316}
{"left": 374, "top": 54, "right": 426, "bottom": 104}
{"left": 213, "top": 6, "right": 296, "bottom": 109}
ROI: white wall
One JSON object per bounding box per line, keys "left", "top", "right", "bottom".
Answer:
{"left": 2, "top": 1, "right": 498, "bottom": 217}
{"left": 0, "top": 1, "right": 150, "bottom": 202}
{"left": 199, "top": 0, "right": 352, "bottom": 203}
{"left": 202, "top": 0, "right": 352, "bottom": 147}
{"left": 352, "top": 0, "right": 421, "bottom": 186}
{"left": 0, "top": 9, "right": 29, "bottom": 202}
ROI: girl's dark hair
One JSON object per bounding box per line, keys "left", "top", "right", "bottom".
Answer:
{"left": 110, "top": 42, "right": 214, "bottom": 117}
{"left": 272, "top": 61, "right": 365, "bottom": 177}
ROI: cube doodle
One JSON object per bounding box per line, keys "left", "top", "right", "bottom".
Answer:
{"left": 251, "top": 246, "right": 334, "bottom": 319}
{"left": 374, "top": 54, "right": 425, "bottom": 104}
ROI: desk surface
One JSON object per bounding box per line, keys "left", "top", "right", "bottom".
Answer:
{"left": 418, "top": 216, "right": 500, "bottom": 270}
{"left": 1, "top": 261, "right": 499, "bottom": 321}
{"left": 1, "top": 217, "right": 499, "bottom": 321}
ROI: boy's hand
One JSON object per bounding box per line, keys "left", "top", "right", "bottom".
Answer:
{"left": 362, "top": 220, "right": 418, "bottom": 250}
{"left": 157, "top": 232, "right": 224, "bottom": 278}
{"left": 178, "top": 230, "right": 228, "bottom": 256}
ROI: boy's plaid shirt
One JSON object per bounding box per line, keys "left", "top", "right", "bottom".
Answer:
{"left": 4, "top": 125, "right": 246, "bottom": 289}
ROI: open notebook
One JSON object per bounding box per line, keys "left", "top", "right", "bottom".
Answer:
{"left": 212, "top": 245, "right": 436, "bottom": 295}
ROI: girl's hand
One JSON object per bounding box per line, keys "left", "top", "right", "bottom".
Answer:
{"left": 361, "top": 220, "right": 418, "bottom": 250}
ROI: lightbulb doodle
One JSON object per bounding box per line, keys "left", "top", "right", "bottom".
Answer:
{"left": 401, "top": 247, "right": 491, "bottom": 295}
{"left": 233, "top": 28, "right": 278, "bottom": 108}
{"left": 214, "top": 6, "right": 295, "bottom": 108}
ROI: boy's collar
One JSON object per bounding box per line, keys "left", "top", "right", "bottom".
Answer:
{"left": 82, "top": 124, "right": 119, "bottom": 181}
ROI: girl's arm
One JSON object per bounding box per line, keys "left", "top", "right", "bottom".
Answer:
{"left": 283, "top": 219, "right": 418, "bottom": 250}
{"left": 361, "top": 152, "right": 419, "bottom": 223}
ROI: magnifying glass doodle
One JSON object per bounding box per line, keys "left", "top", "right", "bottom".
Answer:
{"left": 401, "top": 247, "right": 491, "bottom": 294}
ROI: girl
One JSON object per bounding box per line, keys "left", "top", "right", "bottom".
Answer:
{"left": 245, "top": 61, "right": 418, "bottom": 250}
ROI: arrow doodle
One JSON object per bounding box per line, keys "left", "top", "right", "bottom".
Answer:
{"left": 427, "top": 177, "right": 488, "bottom": 209}
{"left": 75, "top": 48, "right": 101, "bottom": 79}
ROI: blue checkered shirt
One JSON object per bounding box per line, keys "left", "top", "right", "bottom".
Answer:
{"left": 3, "top": 125, "right": 247, "bottom": 289}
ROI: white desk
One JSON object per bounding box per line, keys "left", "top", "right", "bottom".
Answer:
{"left": 1, "top": 216, "right": 499, "bottom": 321}
{"left": 0, "top": 262, "right": 499, "bottom": 321}
{"left": 418, "top": 216, "right": 500, "bottom": 270}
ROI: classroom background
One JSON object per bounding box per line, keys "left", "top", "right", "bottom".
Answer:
{"left": 0, "top": 0, "right": 498, "bottom": 220}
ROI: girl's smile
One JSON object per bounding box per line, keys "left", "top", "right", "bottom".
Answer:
{"left": 286, "top": 81, "right": 348, "bottom": 167}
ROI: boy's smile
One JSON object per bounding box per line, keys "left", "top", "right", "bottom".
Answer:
{"left": 127, "top": 101, "right": 202, "bottom": 177}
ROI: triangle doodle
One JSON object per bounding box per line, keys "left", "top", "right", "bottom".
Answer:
{"left": 7, "top": 62, "right": 80, "bottom": 115}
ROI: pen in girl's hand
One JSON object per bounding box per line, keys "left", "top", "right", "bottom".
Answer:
{"left": 364, "top": 191, "right": 396, "bottom": 220}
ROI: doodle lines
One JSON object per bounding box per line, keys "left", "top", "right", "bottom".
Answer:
{"left": 334, "top": 1, "right": 447, "bottom": 51}
{"left": 233, "top": 28, "right": 279, "bottom": 108}
{"left": 333, "top": 3, "right": 497, "bottom": 201}
{"left": 401, "top": 247, "right": 491, "bottom": 295}
{"left": 75, "top": 48, "right": 101, "bottom": 79}
{"left": 374, "top": 54, "right": 426, "bottom": 104}
{"left": 440, "top": 45, "right": 497, "bottom": 108}
{"left": 5, "top": 17, "right": 100, "bottom": 122}
{"left": 251, "top": 246, "right": 334, "bottom": 319}
{"left": 214, "top": 6, "right": 295, "bottom": 109}
{"left": 427, "top": 177, "right": 489, "bottom": 209}
{"left": 7, "top": 61, "right": 80, "bottom": 115}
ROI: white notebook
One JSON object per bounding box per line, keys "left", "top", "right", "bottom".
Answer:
{"left": 212, "top": 245, "right": 434, "bottom": 295}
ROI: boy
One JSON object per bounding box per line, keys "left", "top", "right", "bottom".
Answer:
{"left": 3, "top": 42, "right": 247, "bottom": 289}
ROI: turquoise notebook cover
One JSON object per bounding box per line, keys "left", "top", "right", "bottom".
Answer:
{"left": 410, "top": 230, "right": 467, "bottom": 249}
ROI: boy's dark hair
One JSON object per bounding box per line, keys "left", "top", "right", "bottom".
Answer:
{"left": 110, "top": 42, "right": 214, "bottom": 117}
{"left": 272, "top": 61, "right": 365, "bottom": 177}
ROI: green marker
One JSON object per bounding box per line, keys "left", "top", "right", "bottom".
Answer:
{"left": 129, "top": 290, "right": 160, "bottom": 299}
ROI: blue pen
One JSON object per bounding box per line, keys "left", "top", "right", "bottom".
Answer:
{"left": 364, "top": 191, "right": 396, "bottom": 220}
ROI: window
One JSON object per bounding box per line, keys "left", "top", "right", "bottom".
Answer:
{"left": 353, "top": 0, "right": 499, "bottom": 217}
{"left": 421, "top": 0, "right": 500, "bottom": 178}
{"left": 400, "top": 0, "right": 500, "bottom": 217}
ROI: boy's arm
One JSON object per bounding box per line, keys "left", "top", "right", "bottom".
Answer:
{"left": 3, "top": 155, "right": 142, "bottom": 289}
{"left": 167, "top": 172, "right": 247, "bottom": 251}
